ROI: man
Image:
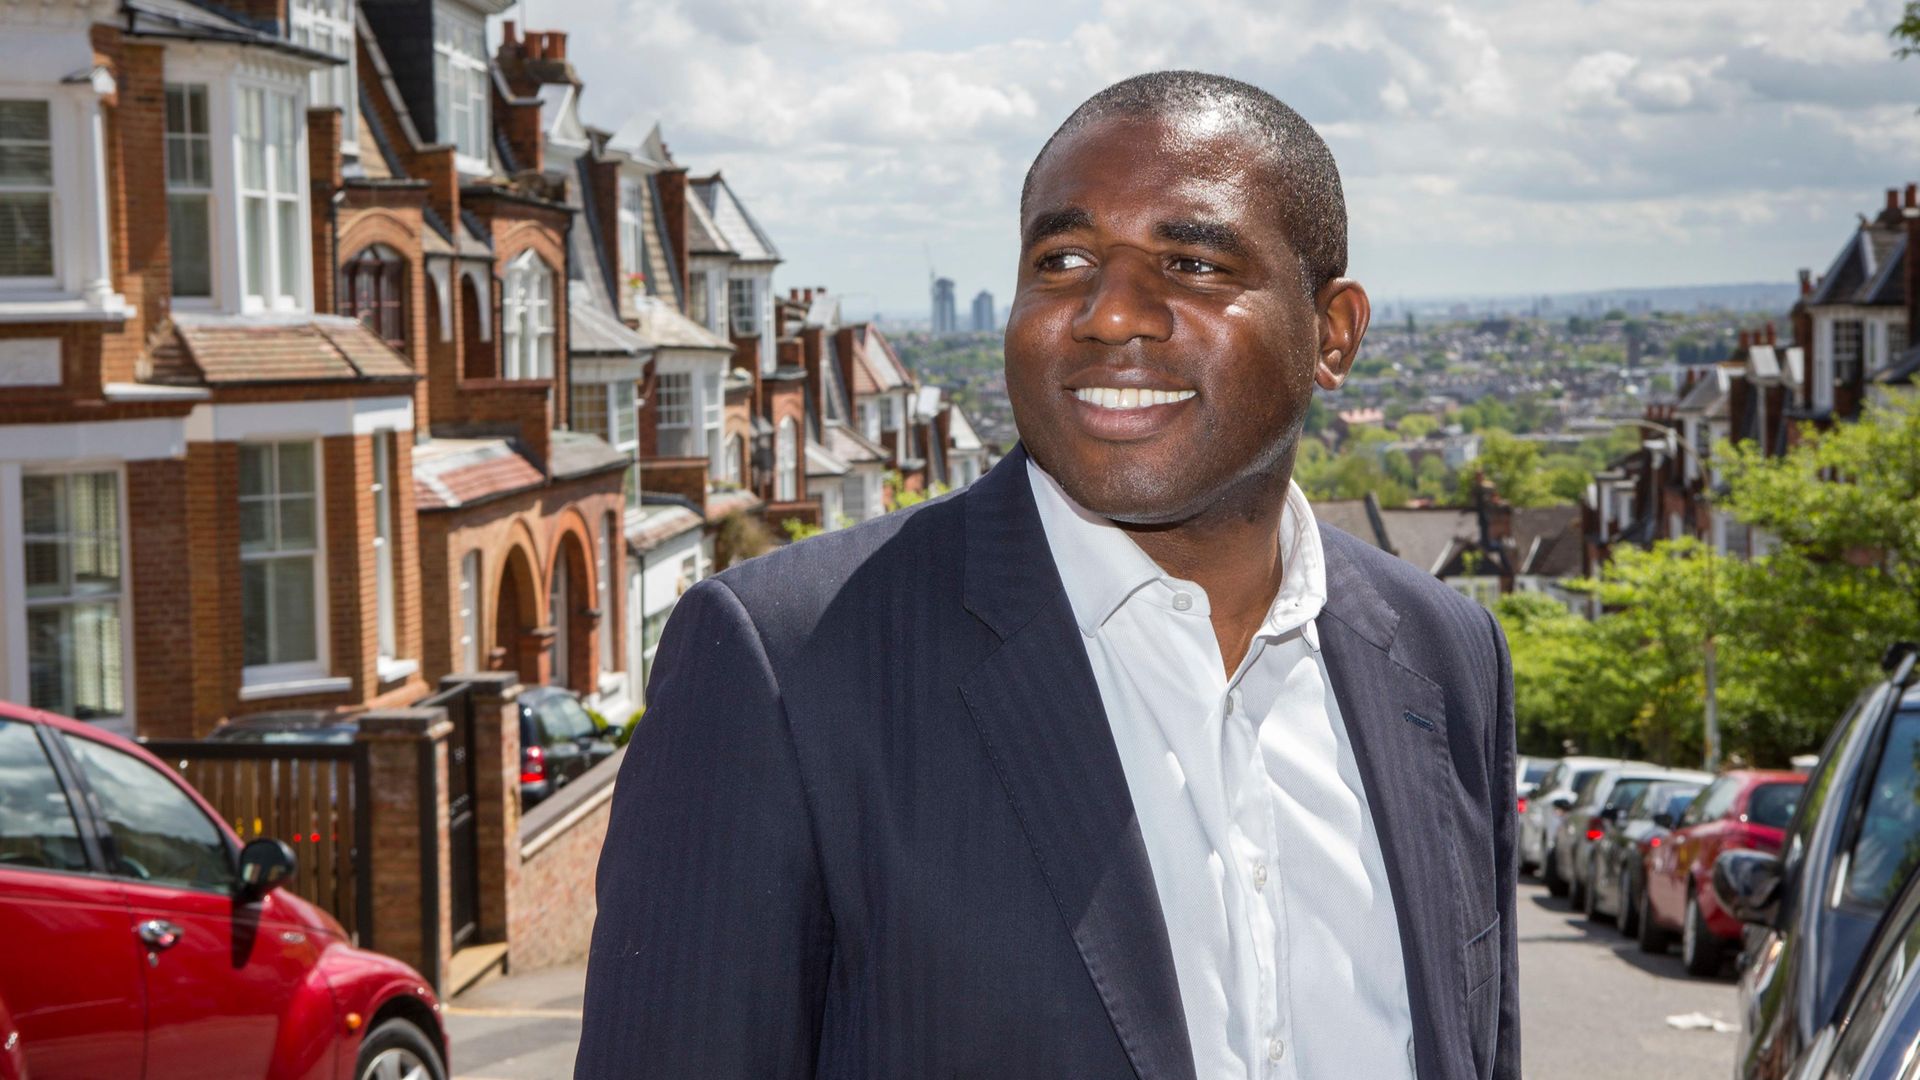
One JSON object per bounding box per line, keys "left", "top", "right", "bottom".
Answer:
{"left": 578, "top": 71, "right": 1517, "bottom": 1079}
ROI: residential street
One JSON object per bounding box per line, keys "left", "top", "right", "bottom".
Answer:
{"left": 446, "top": 878, "right": 1742, "bottom": 1078}
{"left": 1518, "top": 879, "right": 1740, "bottom": 1079}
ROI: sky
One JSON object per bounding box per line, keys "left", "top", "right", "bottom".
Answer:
{"left": 529, "top": 0, "right": 1920, "bottom": 320}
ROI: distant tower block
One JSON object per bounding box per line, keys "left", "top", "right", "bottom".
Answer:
{"left": 971, "top": 289, "right": 996, "bottom": 332}
{"left": 931, "top": 277, "right": 958, "bottom": 335}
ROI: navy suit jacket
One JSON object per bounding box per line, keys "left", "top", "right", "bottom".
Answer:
{"left": 577, "top": 446, "right": 1519, "bottom": 1079}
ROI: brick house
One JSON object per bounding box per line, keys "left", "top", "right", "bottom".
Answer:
{"left": 0, "top": 0, "right": 635, "bottom": 740}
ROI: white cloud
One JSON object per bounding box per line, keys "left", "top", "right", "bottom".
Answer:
{"left": 546, "top": 0, "right": 1920, "bottom": 313}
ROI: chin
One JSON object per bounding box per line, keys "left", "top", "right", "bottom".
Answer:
{"left": 1051, "top": 460, "right": 1199, "bottom": 525}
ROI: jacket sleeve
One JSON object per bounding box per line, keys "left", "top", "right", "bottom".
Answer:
{"left": 1486, "top": 606, "right": 1521, "bottom": 1080}
{"left": 576, "top": 577, "right": 832, "bottom": 1079}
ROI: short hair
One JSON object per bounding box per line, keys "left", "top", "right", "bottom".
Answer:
{"left": 1020, "top": 71, "right": 1347, "bottom": 296}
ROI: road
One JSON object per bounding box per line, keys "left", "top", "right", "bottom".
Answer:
{"left": 446, "top": 880, "right": 1743, "bottom": 1078}
{"left": 1518, "top": 878, "right": 1740, "bottom": 1078}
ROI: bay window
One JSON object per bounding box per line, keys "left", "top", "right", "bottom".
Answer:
{"left": 775, "top": 417, "right": 797, "bottom": 501}
{"left": 433, "top": 2, "right": 489, "bottom": 168}
{"left": 165, "top": 85, "right": 213, "bottom": 299}
{"left": 0, "top": 99, "right": 54, "bottom": 281}
{"left": 656, "top": 372, "right": 692, "bottom": 456}
{"left": 702, "top": 370, "right": 723, "bottom": 475}
{"left": 238, "top": 85, "right": 304, "bottom": 310}
{"left": 23, "top": 471, "right": 124, "bottom": 723}
{"left": 239, "top": 442, "right": 323, "bottom": 677}
{"left": 1834, "top": 320, "right": 1864, "bottom": 386}
{"left": 501, "top": 251, "right": 554, "bottom": 379}
{"left": 291, "top": 0, "right": 356, "bottom": 147}
{"left": 371, "top": 433, "right": 396, "bottom": 668}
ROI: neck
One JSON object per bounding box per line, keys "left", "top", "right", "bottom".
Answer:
{"left": 1119, "top": 460, "right": 1295, "bottom": 674}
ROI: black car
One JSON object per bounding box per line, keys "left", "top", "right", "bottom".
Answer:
{"left": 516, "top": 686, "right": 618, "bottom": 809}
{"left": 1716, "top": 644, "right": 1920, "bottom": 1080}
{"left": 206, "top": 709, "right": 360, "bottom": 744}
{"left": 1790, "top": 855, "right": 1920, "bottom": 1080}
{"left": 1585, "top": 777, "right": 1707, "bottom": 934}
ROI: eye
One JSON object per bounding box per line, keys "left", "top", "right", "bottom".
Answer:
{"left": 1170, "top": 256, "right": 1223, "bottom": 275}
{"left": 1036, "top": 251, "right": 1092, "bottom": 272}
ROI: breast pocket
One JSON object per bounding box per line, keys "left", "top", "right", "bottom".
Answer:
{"left": 1463, "top": 914, "right": 1501, "bottom": 997}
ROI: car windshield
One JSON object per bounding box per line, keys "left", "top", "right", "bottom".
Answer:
{"left": 1664, "top": 791, "right": 1699, "bottom": 820}
{"left": 542, "top": 696, "right": 598, "bottom": 741}
{"left": 1605, "top": 778, "right": 1652, "bottom": 812}
{"left": 1746, "top": 782, "right": 1801, "bottom": 830}
{"left": 1844, "top": 710, "right": 1920, "bottom": 910}
{"left": 1524, "top": 761, "right": 1552, "bottom": 784}
{"left": 1571, "top": 769, "right": 1604, "bottom": 802}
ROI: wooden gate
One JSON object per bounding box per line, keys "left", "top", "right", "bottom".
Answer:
{"left": 143, "top": 740, "right": 374, "bottom": 946}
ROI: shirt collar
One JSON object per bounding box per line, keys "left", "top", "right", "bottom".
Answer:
{"left": 1026, "top": 459, "right": 1329, "bottom": 648}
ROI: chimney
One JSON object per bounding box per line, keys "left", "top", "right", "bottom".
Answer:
{"left": 1765, "top": 322, "right": 1776, "bottom": 345}
{"left": 545, "top": 31, "right": 568, "bottom": 60}
{"left": 1799, "top": 268, "right": 1812, "bottom": 296}
{"left": 503, "top": 20, "right": 518, "bottom": 45}
{"left": 1888, "top": 188, "right": 1900, "bottom": 214}
{"left": 1738, "top": 329, "right": 1750, "bottom": 349}
{"left": 790, "top": 287, "right": 801, "bottom": 301}
{"left": 653, "top": 168, "right": 690, "bottom": 304}
{"left": 1906, "top": 183, "right": 1916, "bottom": 208}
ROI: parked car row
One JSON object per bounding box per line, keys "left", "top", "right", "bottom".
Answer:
{"left": 1525, "top": 644, "right": 1920, "bottom": 1079}
{"left": 0, "top": 700, "right": 449, "bottom": 1080}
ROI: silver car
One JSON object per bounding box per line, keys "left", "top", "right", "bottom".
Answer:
{"left": 1519, "top": 756, "right": 1653, "bottom": 880}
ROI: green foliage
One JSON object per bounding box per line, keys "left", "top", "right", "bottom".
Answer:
{"left": 715, "top": 510, "right": 777, "bottom": 567}
{"left": 1895, "top": 1, "right": 1920, "bottom": 57}
{"left": 1457, "top": 431, "right": 1563, "bottom": 508}
{"left": 1496, "top": 396, "right": 1920, "bottom": 767}
{"left": 1396, "top": 413, "right": 1440, "bottom": 440}
{"left": 782, "top": 517, "right": 826, "bottom": 542}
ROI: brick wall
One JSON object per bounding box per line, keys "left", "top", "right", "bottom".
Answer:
{"left": 94, "top": 29, "right": 167, "bottom": 388}
{"left": 510, "top": 782, "right": 614, "bottom": 970}
{"left": 128, "top": 458, "right": 193, "bottom": 737}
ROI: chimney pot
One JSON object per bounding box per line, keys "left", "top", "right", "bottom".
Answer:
{"left": 1890, "top": 188, "right": 1901, "bottom": 212}
{"left": 526, "top": 34, "right": 545, "bottom": 60}
{"left": 1907, "top": 184, "right": 1917, "bottom": 208}
{"left": 1799, "top": 268, "right": 1812, "bottom": 295}
{"left": 503, "top": 20, "right": 517, "bottom": 44}
{"left": 789, "top": 287, "right": 800, "bottom": 301}
{"left": 548, "top": 31, "right": 567, "bottom": 59}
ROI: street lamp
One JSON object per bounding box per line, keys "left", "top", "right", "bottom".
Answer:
{"left": 1614, "top": 419, "right": 1720, "bottom": 772}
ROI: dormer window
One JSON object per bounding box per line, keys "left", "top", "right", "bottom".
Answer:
{"left": 0, "top": 100, "right": 54, "bottom": 281}
{"left": 238, "top": 85, "right": 305, "bottom": 310}
{"left": 291, "top": 0, "right": 357, "bottom": 150}
{"left": 433, "top": 1, "right": 490, "bottom": 172}
{"left": 501, "top": 250, "right": 554, "bottom": 379}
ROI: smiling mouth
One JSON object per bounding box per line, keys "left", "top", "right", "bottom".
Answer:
{"left": 1070, "top": 387, "right": 1197, "bottom": 410}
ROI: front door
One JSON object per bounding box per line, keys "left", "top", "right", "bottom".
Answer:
{"left": 0, "top": 720, "right": 144, "bottom": 1079}
{"left": 57, "top": 733, "right": 319, "bottom": 1080}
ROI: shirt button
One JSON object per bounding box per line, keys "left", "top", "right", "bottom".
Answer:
{"left": 1252, "top": 862, "right": 1269, "bottom": 891}
{"left": 1268, "top": 1036, "right": 1285, "bottom": 1063}
{"left": 1171, "top": 591, "right": 1193, "bottom": 611}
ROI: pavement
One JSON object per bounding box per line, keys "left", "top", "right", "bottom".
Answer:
{"left": 446, "top": 879, "right": 1743, "bottom": 1078}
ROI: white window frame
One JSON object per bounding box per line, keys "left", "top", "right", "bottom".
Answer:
{"left": 656, "top": 371, "right": 692, "bottom": 456}
{"left": 775, "top": 417, "right": 798, "bottom": 502}
{"left": 842, "top": 471, "right": 867, "bottom": 523}
{"left": 728, "top": 276, "right": 757, "bottom": 337}
{"left": 458, "top": 549, "right": 481, "bottom": 673}
{"left": 5, "top": 464, "right": 134, "bottom": 734}
{"left": 597, "top": 511, "right": 615, "bottom": 680}
{"left": 722, "top": 432, "right": 742, "bottom": 486}
{"left": 164, "top": 83, "right": 216, "bottom": 303}
{"left": 0, "top": 97, "right": 57, "bottom": 287}
{"left": 289, "top": 0, "right": 356, "bottom": 152}
{"left": 617, "top": 176, "right": 644, "bottom": 297}
{"left": 235, "top": 82, "right": 308, "bottom": 312}
{"left": 701, "top": 369, "right": 723, "bottom": 473}
{"left": 502, "top": 250, "right": 554, "bottom": 380}
{"left": 432, "top": 0, "right": 490, "bottom": 174}
{"left": 370, "top": 431, "right": 412, "bottom": 682}
{"left": 238, "top": 439, "right": 330, "bottom": 689}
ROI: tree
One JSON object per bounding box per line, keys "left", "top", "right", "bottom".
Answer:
{"left": 1895, "top": 2, "right": 1920, "bottom": 57}
{"left": 1458, "top": 430, "right": 1560, "bottom": 507}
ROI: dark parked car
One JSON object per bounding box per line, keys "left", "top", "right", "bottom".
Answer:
{"left": 1520, "top": 756, "right": 1635, "bottom": 877}
{"left": 1642, "top": 768, "right": 1805, "bottom": 976}
{"left": 1787, "top": 855, "right": 1920, "bottom": 1080}
{"left": 1585, "top": 777, "right": 1708, "bottom": 933}
{"left": 516, "top": 686, "right": 619, "bottom": 808}
{"left": 1549, "top": 764, "right": 1709, "bottom": 906}
{"left": 1716, "top": 645, "right": 1920, "bottom": 1080}
{"left": 0, "top": 701, "right": 448, "bottom": 1080}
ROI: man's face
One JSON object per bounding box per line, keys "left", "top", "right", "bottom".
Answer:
{"left": 1006, "top": 110, "right": 1346, "bottom": 524}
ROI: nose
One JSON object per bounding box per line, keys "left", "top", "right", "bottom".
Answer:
{"left": 1070, "top": 249, "right": 1174, "bottom": 347}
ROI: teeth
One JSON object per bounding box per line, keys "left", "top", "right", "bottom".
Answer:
{"left": 1073, "top": 387, "right": 1196, "bottom": 410}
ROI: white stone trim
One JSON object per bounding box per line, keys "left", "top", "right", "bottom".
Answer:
{"left": 0, "top": 337, "right": 61, "bottom": 386}
{"left": 184, "top": 395, "right": 414, "bottom": 442}
{"left": 237, "top": 674, "right": 353, "bottom": 701}
{"left": 0, "top": 417, "right": 187, "bottom": 463}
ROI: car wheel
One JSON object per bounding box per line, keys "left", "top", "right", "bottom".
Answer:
{"left": 356, "top": 1020, "right": 445, "bottom": 1080}
{"left": 1569, "top": 854, "right": 1588, "bottom": 909}
{"left": 1543, "top": 842, "right": 1567, "bottom": 898}
{"left": 1682, "top": 888, "right": 1723, "bottom": 978}
{"left": 1637, "top": 886, "right": 1673, "bottom": 954}
{"left": 1583, "top": 862, "right": 1603, "bottom": 922}
{"left": 1618, "top": 868, "right": 1639, "bottom": 938}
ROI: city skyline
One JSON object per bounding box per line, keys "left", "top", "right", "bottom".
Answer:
{"left": 538, "top": 0, "right": 1920, "bottom": 320}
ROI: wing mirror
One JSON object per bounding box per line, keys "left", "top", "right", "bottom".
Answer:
{"left": 1652, "top": 812, "right": 1675, "bottom": 829}
{"left": 1712, "top": 849, "right": 1784, "bottom": 929}
{"left": 235, "top": 838, "right": 297, "bottom": 903}
{"left": 1599, "top": 806, "right": 1622, "bottom": 823}
{"left": 1551, "top": 795, "right": 1575, "bottom": 812}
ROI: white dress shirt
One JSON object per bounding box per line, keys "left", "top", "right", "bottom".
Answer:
{"left": 1027, "top": 460, "right": 1416, "bottom": 1079}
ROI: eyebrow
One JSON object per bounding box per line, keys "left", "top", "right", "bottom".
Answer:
{"left": 1154, "top": 219, "right": 1251, "bottom": 260}
{"left": 1023, "top": 207, "right": 1093, "bottom": 249}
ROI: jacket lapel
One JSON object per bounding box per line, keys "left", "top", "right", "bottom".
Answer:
{"left": 1316, "top": 526, "right": 1473, "bottom": 1079}
{"left": 957, "top": 447, "right": 1197, "bottom": 1080}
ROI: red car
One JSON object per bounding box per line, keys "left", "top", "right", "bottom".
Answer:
{"left": 0, "top": 701, "right": 448, "bottom": 1080}
{"left": 1641, "top": 768, "right": 1806, "bottom": 976}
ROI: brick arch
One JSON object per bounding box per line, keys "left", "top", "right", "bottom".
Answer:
{"left": 496, "top": 223, "right": 566, "bottom": 277}
{"left": 542, "top": 510, "right": 597, "bottom": 692}
{"left": 337, "top": 209, "right": 419, "bottom": 260}
{"left": 492, "top": 533, "right": 543, "bottom": 687}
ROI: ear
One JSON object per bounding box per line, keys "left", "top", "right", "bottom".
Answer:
{"left": 1314, "top": 278, "right": 1370, "bottom": 392}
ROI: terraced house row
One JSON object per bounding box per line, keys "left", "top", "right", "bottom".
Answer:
{"left": 0, "top": 0, "right": 989, "bottom": 741}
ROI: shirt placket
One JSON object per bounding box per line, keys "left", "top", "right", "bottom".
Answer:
{"left": 1224, "top": 645, "right": 1291, "bottom": 1079}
